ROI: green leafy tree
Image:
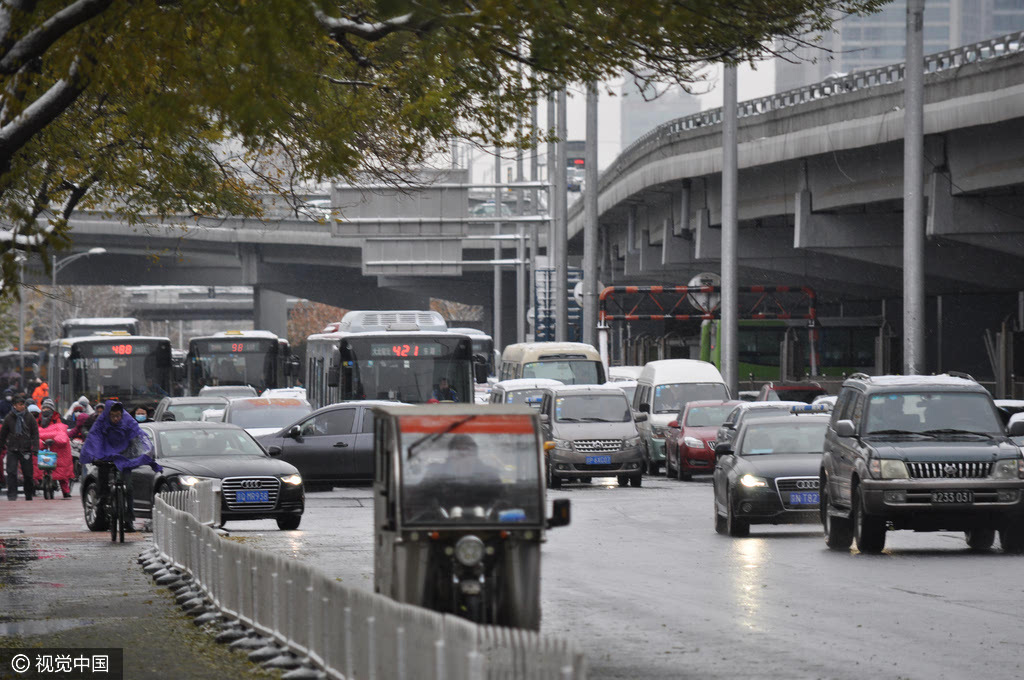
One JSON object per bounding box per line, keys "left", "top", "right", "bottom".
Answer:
{"left": 0, "top": 0, "right": 887, "bottom": 299}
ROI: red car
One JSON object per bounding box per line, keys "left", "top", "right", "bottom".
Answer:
{"left": 665, "top": 400, "right": 741, "bottom": 481}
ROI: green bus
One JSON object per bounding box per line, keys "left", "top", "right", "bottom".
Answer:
{"left": 699, "top": 317, "right": 889, "bottom": 380}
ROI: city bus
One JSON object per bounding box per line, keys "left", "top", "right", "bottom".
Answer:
{"left": 448, "top": 327, "right": 495, "bottom": 376}
{"left": 186, "top": 330, "right": 296, "bottom": 395}
{"left": 49, "top": 333, "right": 173, "bottom": 413}
{"left": 61, "top": 317, "right": 140, "bottom": 338}
{"left": 699, "top": 317, "right": 889, "bottom": 380}
{"left": 305, "top": 310, "right": 484, "bottom": 410}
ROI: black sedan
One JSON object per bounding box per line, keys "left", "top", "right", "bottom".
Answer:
{"left": 713, "top": 413, "right": 830, "bottom": 536}
{"left": 153, "top": 396, "right": 229, "bottom": 422}
{"left": 81, "top": 422, "right": 304, "bottom": 531}
{"left": 255, "top": 400, "right": 403, "bottom": 487}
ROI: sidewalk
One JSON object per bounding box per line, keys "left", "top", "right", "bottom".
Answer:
{"left": 0, "top": 493, "right": 281, "bottom": 679}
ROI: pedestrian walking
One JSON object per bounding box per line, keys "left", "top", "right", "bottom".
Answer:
{"left": 1, "top": 395, "right": 40, "bottom": 500}
{"left": 34, "top": 399, "right": 74, "bottom": 499}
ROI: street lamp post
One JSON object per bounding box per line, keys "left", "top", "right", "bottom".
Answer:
{"left": 51, "top": 248, "right": 106, "bottom": 340}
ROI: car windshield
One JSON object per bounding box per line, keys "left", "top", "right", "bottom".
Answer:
{"left": 522, "top": 360, "right": 601, "bottom": 385}
{"left": 201, "top": 386, "right": 257, "bottom": 398}
{"left": 740, "top": 421, "right": 828, "bottom": 455}
{"left": 157, "top": 428, "right": 265, "bottom": 458}
{"left": 555, "top": 394, "right": 631, "bottom": 422}
{"left": 227, "top": 402, "right": 311, "bottom": 429}
{"left": 399, "top": 415, "right": 541, "bottom": 525}
{"left": 653, "top": 383, "right": 729, "bottom": 413}
{"left": 618, "top": 385, "right": 637, "bottom": 403}
{"left": 767, "top": 387, "right": 826, "bottom": 403}
{"left": 506, "top": 389, "right": 548, "bottom": 409}
{"left": 684, "top": 404, "right": 735, "bottom": 427}
{"left": 166, "top": 402, "right": 225, "bottom": 422}
{"left": 864, "top": 392, "right": 1003, "bottom": 435}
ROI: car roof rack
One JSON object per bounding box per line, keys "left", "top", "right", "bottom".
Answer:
{"left": 944, "top": 371, "right": 976, "bottom": 381}
{"left": 847, "top": 372, "right": 871, "bottom": 381}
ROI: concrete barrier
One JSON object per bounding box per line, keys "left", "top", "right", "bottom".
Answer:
{"left": 151, "top": 494, "right": 586, "bottom": 679}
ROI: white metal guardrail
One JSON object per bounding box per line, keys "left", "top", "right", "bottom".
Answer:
{"left": 160, "top": 481, "right": 220, "bottom": 527}
{"left": 151, "top": 493, "right": 586, "bottom": 679}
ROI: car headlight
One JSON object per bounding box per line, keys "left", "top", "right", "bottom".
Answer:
{"left": 739, "top": 474, "right": 768, "bottom": 488}
{"left": 869, "top": 459, "right": 909, "bottom": 479}
{"left": 990, "top": 458, "right": 1024, "bottom": 480}
{"left": 683, "top": 436, "right": 704, "bottom": 449}
{"left": 623, "top": 435, "right": 641, "bottom": 448}
{"left": 552, "top": 438, "right": 573, "bottom": 450}
{"left": 454, "top": 535, "right": 485, "bottom": 567}
{"left": 178, "top": 475, "right": 211, "bottom": 487}
{"left": 281, "top": 474, "right": 303, "bottom": 486}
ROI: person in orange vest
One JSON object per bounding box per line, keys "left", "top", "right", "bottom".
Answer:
{"left": 31, "top": 381, "right": 48, "bottom": 404}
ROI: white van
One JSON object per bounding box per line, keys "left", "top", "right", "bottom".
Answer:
{"left": 633, "top": 360, "right": 729, "bottom": 475}
{"left": 498, "top": 342, "right": 606, "bottom": 385}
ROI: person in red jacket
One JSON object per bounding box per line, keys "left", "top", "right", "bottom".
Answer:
{"left": 31, "top": 381, "right": 49, "bottom": 404}
{"left": 33, "top": 398, "right": 74, "bottom": 498}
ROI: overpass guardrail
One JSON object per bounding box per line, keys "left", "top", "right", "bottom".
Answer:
{"left": 151, "top": 489, "right": 586, "bottom": 680}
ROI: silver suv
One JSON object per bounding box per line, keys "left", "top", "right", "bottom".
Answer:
{"left": 539, "top": 385, "right": 645, "bottom": 488}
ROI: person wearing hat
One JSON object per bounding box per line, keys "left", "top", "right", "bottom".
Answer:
{"left": 33, "top": 398, "right": 74, "bottom": 499}
{"left": 0, "top": 388, "right": 14, "bottom": 419}
{"left": 27, "top": 404, "right": 40, "bottom": 420}
{"left": 0, "top": 395, "right": 40, "bottom": 500}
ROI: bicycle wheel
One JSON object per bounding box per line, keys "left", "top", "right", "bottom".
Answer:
{"left": 109, "top": 481, "right": 119, "bottom": 542}
{"left": 116, "top": 484, "right": 126, "bottom": 544}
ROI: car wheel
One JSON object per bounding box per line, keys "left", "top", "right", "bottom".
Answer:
{"left": 616, "top": 475, "right": 629, "bottom": 487}
{"left": 549, "top": 467, "right": 562, "bottom": 490}
{"left": 726, "top": 490, "right": 749, "bottom": 537}
{"left": 678, "top": 458, "right": 692, "bottom": 481}
{"left": 276, "top": 515, "right": 301, "bottom": 531}
{"left": 630, "top": 474, "right": 642, "bottom": 488}
{"left": 965, "top": 528, "right": 996, "bottom": 552}
{"left": 714, "top": 486, "right": 727, "bottom": 535}
{"left": 999, "top": 525, "right": 1024, "bottom": 554}
{"left": 821, "top": 477, "right": 853, "bottom": 550}
{"left": 853, "top": 487, "right": 886, "bottom": 554}
{"left": 83, "top": 482, "right": 109, "bottom": 532}
{"left": 649, "top": 461, "right": 660, "bottom": 476}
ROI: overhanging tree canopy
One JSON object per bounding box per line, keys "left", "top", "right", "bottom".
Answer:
{"left": 0, "top": 0, "right": 887, "bottom": 298}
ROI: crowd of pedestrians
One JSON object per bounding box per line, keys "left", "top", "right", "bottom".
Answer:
{"left": 0, "top": 378, "right": 152, "bottom": 502}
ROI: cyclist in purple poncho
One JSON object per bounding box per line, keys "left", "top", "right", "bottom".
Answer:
{"left": 81, "top": 400, "right": 161, "bottom": 531}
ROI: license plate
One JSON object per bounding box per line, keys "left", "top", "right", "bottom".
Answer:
{"left": 931, "top": 490, "right": 974, "bottom": 504}
{"left": 789, "top": 492, "right": 820, "bottom": 505}
{"left": 585, "top": 456, "right": 612, "bottom": 465}
{"left": 236, "top": 490, "right": 269, "bottom": 503}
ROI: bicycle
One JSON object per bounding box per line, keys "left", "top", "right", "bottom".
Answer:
{"left": 37, "top": 446, "right": 57, "bottom": 500}
{"left": 105, "top": 467, "right": 129, "bottom": 543}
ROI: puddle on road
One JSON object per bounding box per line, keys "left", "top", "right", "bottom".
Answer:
{"left": 0, "top": 536, "right": 69, "bottom": 591}
{"left": 0, "top": 618, "right": 96, "bottom": 636}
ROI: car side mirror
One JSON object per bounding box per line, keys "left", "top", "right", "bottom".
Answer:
{"left": 267, "top": 446, "right": 282, "bottom": 457}
{"left": 160, "top": 413, "right": 176, "bottom": 422}
{"left": 834, "top": 420, "right": 857, "bottom": 438}
{"left": 287, "top": 425, "right": 302, "bottom": 441}
{"left": 714, "top": 443, "right": 733, "bottom": 458}
{"left": 634, "top": 413, "right": 648, "bottom": 423}
{"left": 668, "top": 420, "right": 679, "bottom": 429}
{"left": 474, "top": 360, "right": 489, "bottom": 385}
{"left": 1009, "top": 420, "right": 1024, "bottom": 438}
{"left": 639, "top": 403, "right": 651, "bottom": 413}
{"left": 60, "top": 367, "right": 69, "bottom": 385}
{"left": 547, "top": 498, "right": 570, "bottom": 529}
{"left": 539, "top": 413, "right": 550, "bottom": 424}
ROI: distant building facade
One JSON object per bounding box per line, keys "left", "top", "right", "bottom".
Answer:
{"left": 775, "top": 0, "right": 1024, "bottom": 92}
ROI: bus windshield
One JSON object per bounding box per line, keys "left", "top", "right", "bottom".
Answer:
{"left": 190, "top": 338, "right": 278, "bottom": 393}
{"left": 522, "top": 360, "right": 602, "bottom": 385}
{"left": 71, "top": 340, "right": 171, "bottom": 403}
{"left": 339, "top": 335, "right": 472, "bottom": 404}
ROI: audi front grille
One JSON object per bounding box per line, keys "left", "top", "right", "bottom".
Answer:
{"left": 906, "top": 461, "right": 993, "bottom": 479}
{"left": 222, "top": 476, "right": 281, "bottom": 511}
{"left": 775, "top": 477, "right": 820, "bottom": 510}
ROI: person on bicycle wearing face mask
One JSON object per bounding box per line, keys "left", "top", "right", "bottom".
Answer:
{"left": 80, "top": 400, "right": 161, "bottom": 531}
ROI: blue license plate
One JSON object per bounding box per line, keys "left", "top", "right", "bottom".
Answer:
{"left": 789, "top": 492, "right": 819, "bottom": 505}
{"left": 586, "top": 456, "right": 612, "bottom": 465}
{"left": 236, "top": 490, "right": 269, "bottom": 503}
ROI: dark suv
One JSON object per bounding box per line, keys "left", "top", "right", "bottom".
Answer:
{"left": 820, "top": 373, "right": 1024, "bottom": 554}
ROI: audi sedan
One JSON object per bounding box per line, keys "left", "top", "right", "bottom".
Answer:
{"left": 81, "top": 422, "right": 304, "bottom": 532}
{"left": 712, "top": 413, "right": 829, "bottom": 536}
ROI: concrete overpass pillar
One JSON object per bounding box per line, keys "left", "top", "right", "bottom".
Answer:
{"left": 254, "top": 286, "right": 289, "bottom": 338}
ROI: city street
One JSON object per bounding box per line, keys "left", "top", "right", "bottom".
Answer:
{"left": 229, "top": 476, "right": 1024, "bottom": 680}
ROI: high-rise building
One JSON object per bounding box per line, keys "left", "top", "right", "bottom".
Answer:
{"left": 619, "top": 82, "right": 700, "bottom": 149}
{"left": 775, "top": 1, "right": 1024, "bottom": 92}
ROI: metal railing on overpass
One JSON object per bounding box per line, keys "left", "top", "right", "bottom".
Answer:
{"left": 597, "top": 31, "right": 1024, "bottom": 191}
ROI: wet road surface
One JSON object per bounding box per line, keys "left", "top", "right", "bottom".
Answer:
{"left": 233, "top": 476, "right": 1024, "bottom": 680}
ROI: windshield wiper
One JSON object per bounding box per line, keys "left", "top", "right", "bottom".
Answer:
{"left": 407, "top": 415, "right": 478, "bottom": 459}
{"left": 864, "top": 429, "right": 934, "bottom": 437}
{"left": 577, "top": 417, "right": 617, "bottom": 422}
{"left": 921, "top": 428, "right": 993, "bottom": 439}
{"left": 558, "top": 417, "right": 583, "bottom": 422}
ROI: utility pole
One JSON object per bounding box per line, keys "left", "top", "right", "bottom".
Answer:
{"left": 721, "top": 65, "right": 739, "bottom": 396}
{"left": 494, "top": 146, "right": 503, "bottom": 353}
{"left": 904, "top": 0, "right": 926, "bottom": 374}
{"left": 546, "top": 92, "right": 556, "bottom": 260}
{"left": 554, "top": 88, "right": 569, "bottom": 341}
{"left": 582, "top": 83, "right": 599, "bottom": 346}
